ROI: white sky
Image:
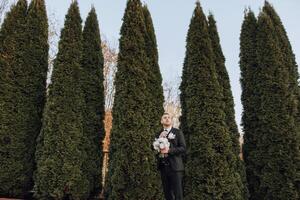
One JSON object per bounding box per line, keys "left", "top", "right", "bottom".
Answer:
{"left": 43, "top": 0, "right": 300, "bottom": 132}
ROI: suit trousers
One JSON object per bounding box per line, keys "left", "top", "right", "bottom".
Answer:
{"left": 160, "top": 164, "right": 184, "bottom": 200}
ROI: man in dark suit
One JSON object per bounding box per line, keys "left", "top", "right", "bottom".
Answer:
{"left": 154, "top": 112, "right": 186, "bottom": 200}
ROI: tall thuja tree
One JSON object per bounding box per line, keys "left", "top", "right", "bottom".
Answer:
{"left": 34, "top": 2, "right": 89, "bottom": 199}
{"left": 208, "top": 13, "right": 248, "bottom": 200}
{"left": 142, "top": 5, "right": 164, "bottom": 132}
{"left": 297, "top": 85, "right": 300, "bottom": 146}
{"left": 106, "top": 0, "right": 162, "bottom": 199}
{"left": 180, "top": 2, "right": 242, "bottom": 199}
{"left": 263, "top": 1, "right": 299, "bottom": 100}
{"left": 239, "top": 10, "right": 261, "bottom": 200}
{"left": 81, "top": 7, "right": 105, "bottom": 197}
{"left": 253, "top": 12, "right": 300, "bottom": 199}
{"left": 0, "top": 0, "right": 30, "bottom": 197}
{"left": 142, "top": 6, "right": 164, "bottom": 197}
{"left": 263, "top": 1, "right": 300, "bottom": 150}
{"left": 22, "top": 0, "right": 49, "bottom": 195}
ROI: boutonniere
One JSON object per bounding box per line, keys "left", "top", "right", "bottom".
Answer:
{"left": 168, "top": 132, "right": 176, "bottom": 139}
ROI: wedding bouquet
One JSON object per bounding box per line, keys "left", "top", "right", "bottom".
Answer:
{"left": 153, "top": 137, "right": 170, "bottom": 153}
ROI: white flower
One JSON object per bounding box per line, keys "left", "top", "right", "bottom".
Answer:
{"left": 168, "top": 132, "right": 176, "bottom": 139}
{"left": 153, "top": 137, "right": 170, "bottom": 152}
{"left": 153, "top": 139, "right": 160, "bottom": 152}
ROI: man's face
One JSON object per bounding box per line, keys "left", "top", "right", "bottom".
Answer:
{"left": 161, "top": 114, "right": 173, "bottom": 127}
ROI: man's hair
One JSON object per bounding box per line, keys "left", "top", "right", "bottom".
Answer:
{"left": 162, "top": 112, "right": 170, "bottom": 116}
{"left": 161, "top": 112, "right": 172, "bottom": 119}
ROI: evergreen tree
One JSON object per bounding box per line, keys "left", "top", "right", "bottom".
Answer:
{"left": 239, "top": 10, "right": 261, "bottom": 200}
{"left": 81, "top": 7, "right": 105, "bottom": 197}
{"left": 208, "top": 13, "right": 249, "bottom": 199}
{"left": 263, "top": 1, "right": 299, "bottom": 100}
{"left": 34, "top": 2, "right": 90, "bottom": 199}
{"left": 263, "top": 1, "right": 300, "bottom": 153}
{"left": 23, "top": 0, "right": 49, "bottom": 195}
{"left": 0, "top": 0, "right": 31, "bottom": 197}
{"left": 252, "top": 11, "right": 300, "bottom": 199}
{"left": 180, "top": 2, "right": 243, "bottom": 199}
{"left": 142, "top": 5, "right": 164, "bottom": 132}
{"left": 106, "top": 0, "right": 162, "bottom": 199}
{"left": 297, "top": 85, "right": 300, "bottom": 146}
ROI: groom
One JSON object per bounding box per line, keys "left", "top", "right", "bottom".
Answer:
{"left": 155, "top": 113, "right": 186, "bottom": 200}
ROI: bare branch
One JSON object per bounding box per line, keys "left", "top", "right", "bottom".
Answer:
{"left": 102, "top": 36, "right": 118, "bottom": 111}
{"left": 0, "top": 0, "right": 10, "bottom": 24}
{"left": 46, "top": 10, "right": 60, "bottom": 88}
{"left": 163, "top": 78, "right": 181, "bottom": 128}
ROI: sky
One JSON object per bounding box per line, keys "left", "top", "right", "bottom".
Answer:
{"left": 44, "top": 0, "right": 300, "bottom": 132}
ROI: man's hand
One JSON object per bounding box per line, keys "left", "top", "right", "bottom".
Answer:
{"left": 160, "top": 147, "right": 169, "bottom": 154}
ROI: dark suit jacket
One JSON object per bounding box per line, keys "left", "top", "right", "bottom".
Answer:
{"left": 154, "top": 127, "right": 186, "bottom": 172}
